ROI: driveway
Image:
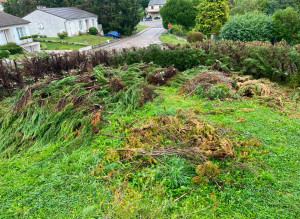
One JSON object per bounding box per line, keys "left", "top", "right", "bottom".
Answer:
{"left": 101, "top": 20, "right": 166, "bottom": 50}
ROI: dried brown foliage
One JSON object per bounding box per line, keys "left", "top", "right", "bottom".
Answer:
{"left": 149, "top": 66, "right": 178, "bottom": 86}
{"left": 111, "top": 111, "right": 237, "bottom": 164}
{"left": 181, "top": 71, "right": 234, "bottom": 96}
{"left": 109, "top": 78, "right": 124, "bottom": 93}
{"left": 139, "top": 85, "right": 158, "bottom": 107}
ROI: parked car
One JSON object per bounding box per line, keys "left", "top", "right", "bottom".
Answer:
{"left": 145, "top": 15, "right": 152, "bottom": 21}
{"left": 104, "top": 31, "right": 121, "bottom": 38}
{"left": 154, "top": 17, "right": 161, "bottom": 20}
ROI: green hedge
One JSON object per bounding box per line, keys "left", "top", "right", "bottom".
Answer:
{"left": 0, "top": 50, "right": 10, "bottom": 59}
{"left": 220, "top": 13, "right": 274, "bottom": 42}
{"left": 116, "top": 41, "right": 299, "bottom": 85}
{"left": 0, "top": 43, "right": 23, "bottom": 55}
{"left": 117, "top": 45, "right": 206, "bottom": 71}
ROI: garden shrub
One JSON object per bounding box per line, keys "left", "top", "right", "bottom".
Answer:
{"left": 194, "top": 0, "right": 229, "bottom": 35}
{"left": 89, "top": 27, "right": 99, "bottom": 35}
{"left": 57, "top": 31, "right": 68, "bottom": 39}
{"left": 170, "top": 25, "right": 186, "bottom": 36}
{"left": 220, "top": 12, "right": 274, "bottom": 42}
{"left": 273, "top": 7, "right": 300, "bottom": 44}
{"left": 0, "top": 43, "right": 23, "bottom": 55}
{"left": 187, "top": 32, "right": 204, "bottom": 43}
{"left": 0, "top": 50, "right": 10, "bottom": 59}
{"left": 120, "top": 44, "right": 206, "bottom": 71}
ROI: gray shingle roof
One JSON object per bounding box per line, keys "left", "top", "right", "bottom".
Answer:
{"left": 149, "top": 0, "right": 166, "bottom": 6}
{"left": 39, "top": 7, "right": 98, "bottom": 20}
{"left": 0, "top": 12, "right": 30, "bottom": 28}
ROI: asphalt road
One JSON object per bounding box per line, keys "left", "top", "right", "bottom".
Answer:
{"left": 101, "top": 20, "right": 166, "bottom": 50}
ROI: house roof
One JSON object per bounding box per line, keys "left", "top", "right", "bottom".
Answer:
{"left": 38, "top": 7, "right": 98, "bottom": 20}
{"left": 0, "top": 12, "right": 30, "bottom": 28}
{"left": 149, "top": 0, "right": 166, "bottom": 6}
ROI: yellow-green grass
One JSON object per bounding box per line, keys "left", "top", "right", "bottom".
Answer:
{"left": 160, "top": 33, "right": 188, "bottom": 45}
{"left": 43, "top": 42, "right": 84, "bottom": 51}
{"left": 136, "top": 25, "right": 149, "bottom": 32}
{"left": 36, "top": 34, "right": 111, "bottom": 46}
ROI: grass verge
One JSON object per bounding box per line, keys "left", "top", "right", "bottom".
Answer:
{"left": 160, "top": 33, "right": 188, "bottom": 45}
{"left": 42, "top": 42, "right": 85, "bottom": 50}
{"left": 36, "top": 35, "right": 110, "bottom": 46}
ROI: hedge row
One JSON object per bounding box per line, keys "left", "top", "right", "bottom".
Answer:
{"left": 119, "top": 41, "right": 299, "bottom": 85}
{"left": 1, "top": 40, "right": 299, "bottom": 97}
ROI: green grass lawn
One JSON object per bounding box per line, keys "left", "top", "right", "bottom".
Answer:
{"left": 0, "top": 66, "right": 299, "bottom": 218}
{"left": 37, "top": 34, "right": 111, "bottom": 46}
{"left": 136, "top": 25, "right": 149, "bottom": 32}
{"left": 160, "top": 33, "right": 188, "bottom": 45}
{"left": 42, "top": 42, "right": 85, "bottom": 51}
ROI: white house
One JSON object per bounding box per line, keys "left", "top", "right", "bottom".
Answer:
{"left": 146, "top": 0, "right": 166, "bottom": 18}
{"left": 23, "top": 7, "right": 99, "bottom": 37}
{"left": 0, "top": 0, "right": 7, "bottom": 12}
{"left": 0, "top": 11, "right": 40, "bottom": 52}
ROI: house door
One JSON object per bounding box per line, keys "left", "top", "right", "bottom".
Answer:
{"left": 70, "top": 22, "right": 76, "bottom": 36}
{"left": 85, "top": 20, "right": 90, "bottom": 31}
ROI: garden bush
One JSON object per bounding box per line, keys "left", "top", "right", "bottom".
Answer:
{"left": 273, "top": 7, "right": 300, "bottom": 44}
{"left": 0, "top": 43, "right": 23, "bottom": 55}
{"left": 89, "top": 27, "right": 99, "bottom": 35}
{"left": 187, "top": 32, "right": 205, "bottom": 43}
{"left": 0, "top": 50, "right": 10, "bottom": 59}
{"left": 170, "top": 25, "right": 186, "bottom": 36}
{"left": 220, "top": 12, "right": 274, "bottom": 42}
{"left": 57, "top": 31, "right": 68, "bottom": 39}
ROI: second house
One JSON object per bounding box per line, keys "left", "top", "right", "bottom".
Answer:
{"left": 23, "top": 7, "right": 99, "bottom": 37}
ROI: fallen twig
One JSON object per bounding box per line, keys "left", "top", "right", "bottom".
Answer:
{"left": 173, "top": 186, "right": 200, "bottom": 203}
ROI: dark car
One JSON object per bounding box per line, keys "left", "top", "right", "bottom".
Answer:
{"left": 145, "top": 15, "right": 152, "bottom": 21}
{"left": 104, "top": 31, "right": 121, "bottom": 38}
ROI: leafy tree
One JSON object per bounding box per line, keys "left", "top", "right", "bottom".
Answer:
{"left": 273, "top": 7, "right": 300, "bottom": 44}
{"left": 138, "top": 0, "right": 150, "bottom": 8}
{"left": 160, "top": 0, "right": 197, "bottom": 30}
{"left": 4, "top": 0, "right": 141, "bottom": 36}
{"left": 264, "top": 0, "right": 299, "bottom": 15}
{"left": 92, "top": 0, "right": 141, "bottom": 35}
{"left": 220, "top": 12, "right": 274, "bottom": 42}
{"left": 229, "top": 0, "right": 269, "bottom": 16}
{"left": 194, "top": 0, "right": 229, "bottom": 35}
{"left": 4, "top": 0, "right": 37, "bottom": 17}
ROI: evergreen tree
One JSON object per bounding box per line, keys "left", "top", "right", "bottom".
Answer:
{"left": 194, "top": 0, "right": 229, "bottom": 35}
{"left": 4, "top": 0, "right": 141, "bottom": 36}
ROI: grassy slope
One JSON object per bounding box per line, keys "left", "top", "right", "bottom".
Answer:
{"left": 0, "top": 68, "right": 299, "bottom": 218}
{"left": 37, "top": 35, "right": 110, "bottom": 46}
{"left": 42, "top": 42, "right": 85, "bottom": 50}
{"left": 160, "top": 33, "right": 188, "bottom": 45}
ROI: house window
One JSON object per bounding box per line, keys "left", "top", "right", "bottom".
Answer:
{"left": 17, "top": 27, "right": 26, "bottom": 39}
{"left": 151, "top": 6, "right": 154, "bottom": 9}
{"left": 92, "top": 19, "right": 95, "bottom": 27}
{"left": 159, "top": 6, "right": 162, "bottom": 8}
{"left": 79, "top": 20, "right": 83, "bottom": 30}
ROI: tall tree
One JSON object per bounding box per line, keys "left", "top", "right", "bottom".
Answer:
{"left": 194, "top": 0, "right": 229, "bottom": 35}
{"left": 273, "top": 7, "right": 300, "bottom": 44}
{"left": 4, "top": 0, "right": 141, "bottom": 36}
{"left": 160, "top": 0, "right": 197, "bottom": 30}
